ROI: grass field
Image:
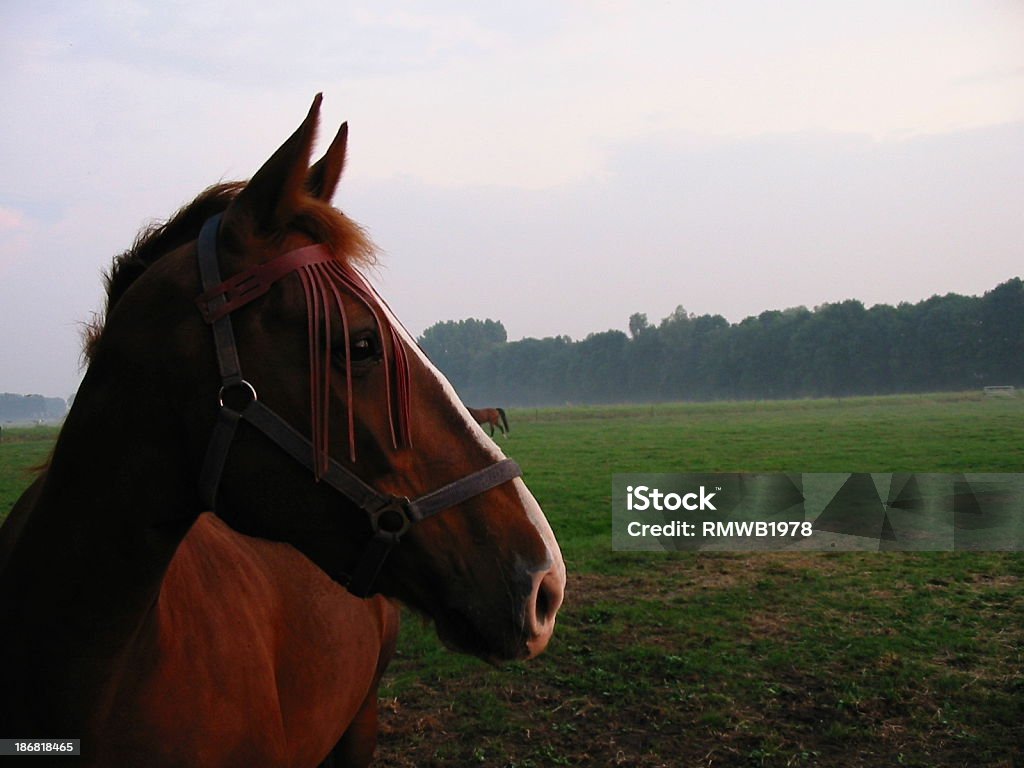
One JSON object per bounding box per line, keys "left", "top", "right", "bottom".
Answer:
{"left": 1, "top": 394, "right": 1022, "bottom": 766}
{"left": 0, "top": 425, "right": 57, "bottom": 518}
{"left": 375, "top": 393, "right": 1024, "bottom": 767}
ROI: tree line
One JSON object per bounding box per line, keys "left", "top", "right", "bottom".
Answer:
{"left": 0, "top": 393, "right": 67, "bottom": 424}
{"left": 418, "top": 278, "right": 1024, "bottom": 406}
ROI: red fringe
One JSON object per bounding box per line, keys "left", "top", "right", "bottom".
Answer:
{"left": 298, "top": 260, "right": 412, "bottom": 475}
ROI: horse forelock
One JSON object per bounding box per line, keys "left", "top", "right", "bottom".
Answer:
{"left": 290, "top": 197, "right": 377, "bottom": 270}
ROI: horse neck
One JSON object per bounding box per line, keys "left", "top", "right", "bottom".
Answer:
{"left": 0, "top": 353, "right": 199, "bottom": 723}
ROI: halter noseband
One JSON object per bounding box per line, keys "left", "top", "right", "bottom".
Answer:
{"left": 194, "top": 214, "right": 521, "bottom": 597}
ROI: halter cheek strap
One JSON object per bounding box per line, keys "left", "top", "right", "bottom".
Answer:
{"left": 194, "top": 214, "right": 522, "bottom": 597}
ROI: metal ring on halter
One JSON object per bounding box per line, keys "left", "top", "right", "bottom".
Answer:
{"left": 218, "top": 379, "right": 258, "bottom": 410}
{"left": 369, "top": 496, "right": 414, "bottom": 541}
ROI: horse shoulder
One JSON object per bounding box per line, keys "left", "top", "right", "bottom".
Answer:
{"left": 244, "top": 524, "right": 393, "bottom": 760}
{"left": 130, "top": 514, "right": 393, "bottom": 767}
{"left": 103, "top": 514, "right": 290, "bottom": 766}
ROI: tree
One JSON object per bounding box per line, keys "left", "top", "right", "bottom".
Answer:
{"left": 628, "top": 312, "right": 650, "bottom": 339}
{"left": 414, "top": 278, "right": 1024, "bottom": 406}
{"left": 418, "top": 318, "right": 508, "bottom": 392}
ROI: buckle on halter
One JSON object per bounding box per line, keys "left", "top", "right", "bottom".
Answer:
{"left": 218, "top": 379, "right": 258, "bottom": 412}
{"left": 369, "top": 496, "right": 414, "bottom": 541}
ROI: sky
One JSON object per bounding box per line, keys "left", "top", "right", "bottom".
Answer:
{"left": 2, "top": 1, "right": 1023, "bottom": 398}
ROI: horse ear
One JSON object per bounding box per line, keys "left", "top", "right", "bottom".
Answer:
{"left": 306, "top": 122, "right": 348, "bottom": 202}
{"left": 223, "top": 94, "right": 322, "bottom": 238}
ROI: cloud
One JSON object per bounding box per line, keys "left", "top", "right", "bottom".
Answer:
{"left": 0, "top": 207, "right": 35, "bottom": 277}
{"left": 0, "top": 207, "right": 25, "bottom": 232}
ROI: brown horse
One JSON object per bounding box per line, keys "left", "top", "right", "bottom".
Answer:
{"left": 0, "top": 96, "right": 565, "bottom": 766}
{"left": 3, "top": 482, "right": 397, "bottom": 767}
{"left": 469, "top": 406, "right": 510, "bottom": 438}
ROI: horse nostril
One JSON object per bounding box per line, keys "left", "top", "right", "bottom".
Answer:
{"left": 533, "top": 569, "right": 564, "bottom": 627}
{"left": 521, "top": 566, "right": 564, "bottom": 659}
{"left": 535, "top": 577, "right": 552, "bottom": 624}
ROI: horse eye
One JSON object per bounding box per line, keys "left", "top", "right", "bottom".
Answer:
{"left": 331, "top": 332, "right": 382, "bottom": 370}
{"left": 349, "top": 334, "right": 381, "bottom": 364}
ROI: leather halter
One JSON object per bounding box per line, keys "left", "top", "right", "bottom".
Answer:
{"left": 194, "top": 214, "right": 522, "bottom": 597}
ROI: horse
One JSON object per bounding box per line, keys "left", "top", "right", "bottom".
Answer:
{"left": 468, "top": 406, "right": 510, "bottom": 438}
{"left": 0, "top": 95, "right": 565, "bottom": 767}
{"left": 4, "top": 479, "right": 398, "bottom": 767}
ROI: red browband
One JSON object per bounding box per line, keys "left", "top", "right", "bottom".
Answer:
{"left": 195, "top": 244, "right": 335, "bottom": 323}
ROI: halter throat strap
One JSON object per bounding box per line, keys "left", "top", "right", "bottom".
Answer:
{"left": 194, "top": 213, "right": 521, "bottom": 597}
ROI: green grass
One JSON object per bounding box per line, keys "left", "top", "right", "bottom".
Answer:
{"left": 2, "top": 394, "right": 1022, "bottom": 766}
{"left": 376, "top": 393, "right": 1024, "bottom": 767}
{"left": 0, "top": 425, "right": 57, "bottom": 521}
{"left": 510, "top": 392, "right": 1024, "bottom": 570}
{"left": 381, "top": 551, "right": 1022, "bottom": 767}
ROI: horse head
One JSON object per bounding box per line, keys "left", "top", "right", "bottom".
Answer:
{"left": 138, "top": 96, "right": 566, "bottom": 662}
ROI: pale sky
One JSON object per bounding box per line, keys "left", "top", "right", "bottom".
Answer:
{"left": 2, "top": 1, "right": 1023, "bottom": 398}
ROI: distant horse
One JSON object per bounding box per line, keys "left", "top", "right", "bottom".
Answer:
{"left": 0, "top": 95, "right": 564, "bottom": 767}
{"left": 469, "top": 406, "right": 510, "bottom": 438}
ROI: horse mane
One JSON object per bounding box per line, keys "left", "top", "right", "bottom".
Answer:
{"left": 83, "top": 181, "right": 377, "bottom": 363}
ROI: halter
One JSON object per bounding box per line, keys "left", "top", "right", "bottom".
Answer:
{"left": 194, "top": 214, "right": 521, "bottom": 597}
